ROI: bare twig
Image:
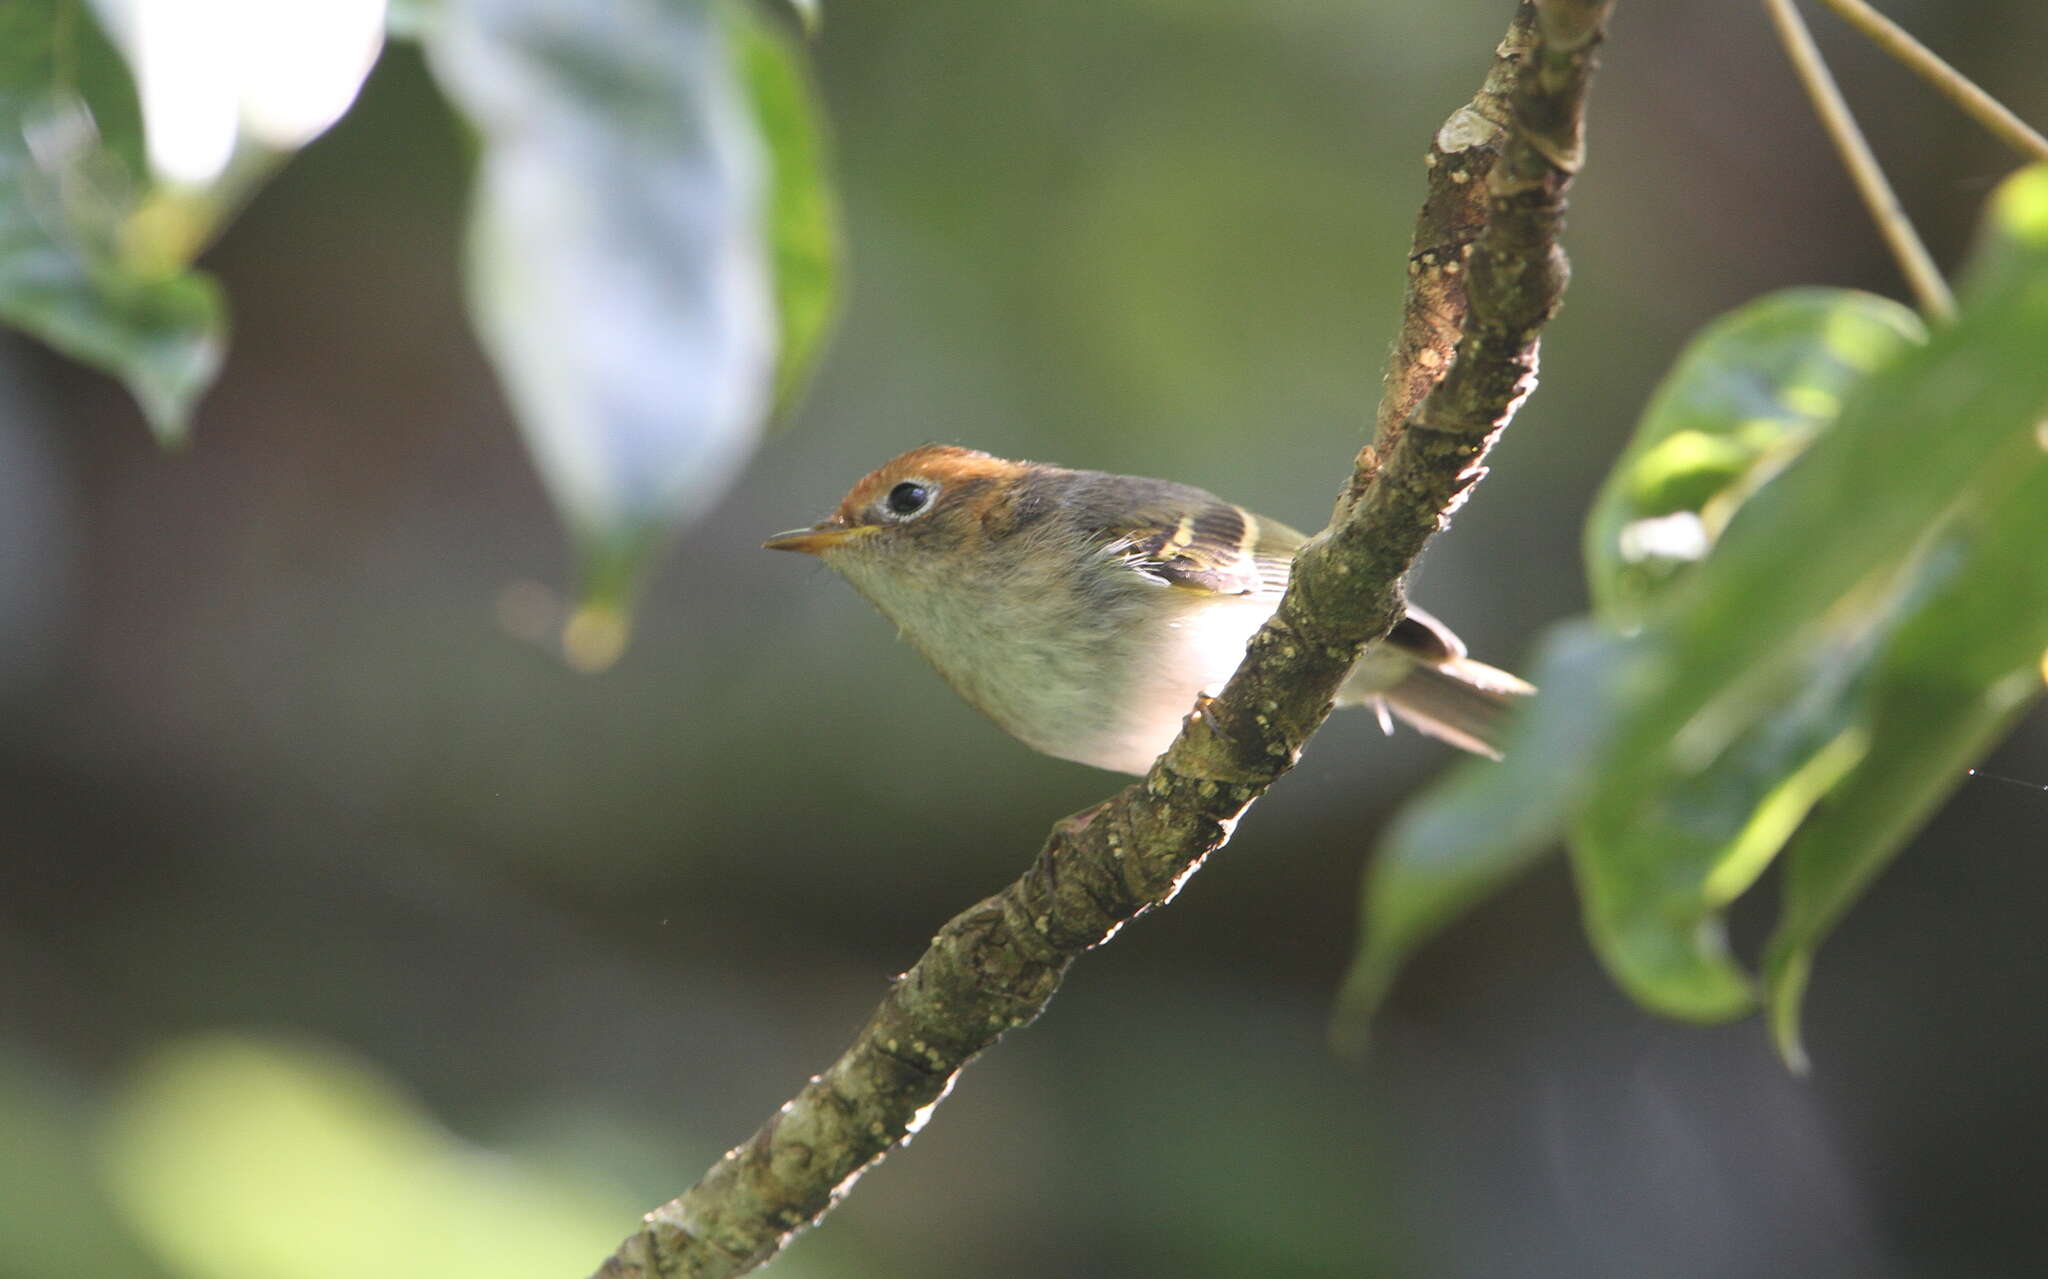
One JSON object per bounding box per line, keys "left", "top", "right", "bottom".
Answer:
{"left": 1815, "top": 0, "right": 2048, "bottom": 165}
{"left": 589, "top": 3, "right": 1613, "bottom": 1275}
{"left": 1765, "top": 0, "right": 1957, "bottom": 322}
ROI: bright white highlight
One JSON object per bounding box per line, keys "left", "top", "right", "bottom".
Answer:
{"left": 105, "top": 0, "right": 387, "bottom": 186}
{"left": 1618, "top": 511, "right": 1712, "bottom": 564}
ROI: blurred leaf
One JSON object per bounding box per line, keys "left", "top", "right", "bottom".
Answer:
{"left": 1333, "top": 621, "right": 1630, "bottom": 1049}
{"left": 1763, "top": 167, "right": 2048, "bottom": 1069}
{"left": 1568, "top": 643, "right": 1871, "bottom": 1020}
{"left": 730, "top": 0, "right": 840, "bottom": 416}
{"left": 1761, "top": 490, "right": 2048, "bottom": 1070}
{"left": 0, "top": 1047, "right": 172, "bottom": 1279}
{"left": 423, "top": 0, "right": 779, "bottom": 654}
{"left": 102, "top": 1034, "right": 634, "bottom": 1279}
{"left": 0, "top": 0, "right": 225, "bottom": 441}
{"left": 1958, "top": 162, "right": 2048, "bottom": 291}
{"left": 88, "top": 0, "right": 387, "bottom": 186}
{"left": 1572, "top": 181, "right": 2048, "bottom": 1022}
{"left": 782, "top": 0, "right": 822, "bottom": 36}
{"left": 385, "top": 0, "right": 440, "bottom": 39}
{"left": 1583, "top": 288, "right": 1924, "bottom": 625}
{"left": 1350, "top": 167, "right": 2048, "bottom": 1038}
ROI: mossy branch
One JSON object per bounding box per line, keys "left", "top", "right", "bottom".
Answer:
{"left": 589, "top": 3, "right": 1614, "bottom": 1275}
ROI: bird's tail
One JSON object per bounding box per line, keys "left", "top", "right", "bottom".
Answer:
{"left": 1379, "top": 656, "right": 1534, "bottom": 759}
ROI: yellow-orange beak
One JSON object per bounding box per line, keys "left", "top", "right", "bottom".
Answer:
{"left": 762, "top": 523, "right": 872, "bottom": 555}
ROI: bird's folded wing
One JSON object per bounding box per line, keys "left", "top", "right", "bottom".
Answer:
{"left": 1091, "top": 499, "right": 1464, "bottom": 664}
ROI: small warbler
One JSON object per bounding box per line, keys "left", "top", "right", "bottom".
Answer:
{"left": 766, "top": 445, "right": 1531, "bottom": 774}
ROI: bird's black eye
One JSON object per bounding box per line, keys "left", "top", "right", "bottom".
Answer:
{"left": 885, "top": 481, "right": 933, "bottom": 517}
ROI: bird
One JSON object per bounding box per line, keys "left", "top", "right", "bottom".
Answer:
{"left": 765, "top": 445, "right": 1530, "bottom": 775}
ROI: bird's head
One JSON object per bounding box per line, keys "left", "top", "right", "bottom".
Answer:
{"left": 763, "top": 445, "right": 1036, "bottom": 577}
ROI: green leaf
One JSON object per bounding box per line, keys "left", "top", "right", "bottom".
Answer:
{"left": 1571, "top": 183, "right": 2048, "bottom": 1023}
{"left": 1583, "top": 287, "right": 1924, "bottom": 626}
{"left": 1568, "top": 645, "right": 1871, "bottom": 1020}
{"left": 1344, "top": 177, "right": 2048, "bottom": 1047}
{"left": 1958, "top": 162, "right": 2048, "bottom": 291}
{"left": 0, "top": 1, "right": 225, "bottom": 442}
{"left": 1759, "top": 169, "right": 2048, "bottom": 1065}
{"left": 731, "top": 0, "right": 840, "bottom": 416}
{"left": 1761, "top": 487, "right": 2048, "bottom": 1071}
{"left": 424, "top": 0, "right": 780, "bottom": 662}
{"left": 1333, "top": 621, "right": 1632, "bottom": 1050}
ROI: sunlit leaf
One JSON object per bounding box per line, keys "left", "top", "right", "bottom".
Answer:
{"left": 423, "top": 0, "right": 778, "bottom": 656}
{"left": 1583, "top": 287, "right": 1924, "bottom": 626}
{"left": 0, "top": 1, "right": 225, "bottom": 441}
{"left": 730, "top": 0, "right": 840, "bottom": 416}
{"left": 1761, "top": 490, "right": 2048, "bottom": 1070}
{"left": 1567, "top": 638, "right": 1872, "bottom": 1020}
{"left": 102, "top": 1034, "right": 634, "bottom": 1279}
{"left": 88, "top": 0, "right": 386, "bottom": 187}
{"left": 1571, "top": 182, "right": 2048, "bottom": 1022}
{"left": 1763, "top": 167, "right": 2048, "bottom": 1070}
{"left": 1958, "top": 162, "right": 2048, "bottom": 291}
{"left": 1349, "top": 168, "right": 2048, "bottom": 1042}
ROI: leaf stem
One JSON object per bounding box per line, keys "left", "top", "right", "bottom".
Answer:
{"left": 1764, "top": 0, "right": 1956, "bottom": 322}
{"left": 1815, "top": 0, "right": 2048, "bottom": 165}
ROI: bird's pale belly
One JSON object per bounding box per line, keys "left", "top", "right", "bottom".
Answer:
{"left": 845, "top": 551, "right": 1418, "bottom": 775}
{"left": 937, "top": 588, "right": 1277, "bottom": 774}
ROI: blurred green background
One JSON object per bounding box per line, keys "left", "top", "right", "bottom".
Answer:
{"left": 6, "top": 2, "right": 2048, "bottom": 1276}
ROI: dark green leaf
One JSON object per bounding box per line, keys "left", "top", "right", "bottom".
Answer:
{"left": 1572, "top": 175, "right": 2048, "bottom": 1022}
{"left": 730, "top": 0, "right": 840, "bottom": 418}
{"left": 1763, "top": 167, "right": 2048, "bottom": 1070}
{"left": 1351, "top": 167, "right": 2048, "bottom": 1042}
{"left": 1567, "top": 636, "right": 1872, "bottom": 1020}
{"left": 424, "top": 0, "right": 780, "bottom": 659}
{"left": 1761, "top": 497, "right": 2048, "bottom": 1070}
{"left": 0, "top": 1, "right": 225, "bottom": 442}
{"left": 1583, "top": 288, "right": 1923, "bottom": 626}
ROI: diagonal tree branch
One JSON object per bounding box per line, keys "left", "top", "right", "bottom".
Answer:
{"left": 591, "top": 3, "right": 1614, "bottom": 1275}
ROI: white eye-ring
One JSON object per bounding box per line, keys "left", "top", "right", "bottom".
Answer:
{"left": 883, "top": 480, "right": 936, "bottom": 519}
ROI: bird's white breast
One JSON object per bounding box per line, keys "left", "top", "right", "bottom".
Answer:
{"left": 830, "top": 529, "right": 1275, "bottom": 774}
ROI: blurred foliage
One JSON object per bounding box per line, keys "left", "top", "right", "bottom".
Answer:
{"left": 0, "top": 0, "right": 225, "bottom": 441}
{"left": 0, "top": 1050, "right": 171, "bottom": 1279}
{"left": 102, "top": 1034, "right": 635, "bottom": 1279}
{"left": 1581, "top": 289, "right": 1926, "bottom": 624}
{"left": 1345, "top": 165, "right": 2048, "bottom": 1060}
{"left": 4, "top": 2, "right": 2048, "bottom": 1278}
{"left": 734, "top": 3, "right": 840, "bottom": 418}
{"left": 418, "top": 0, "right": 825, "bottom": 650}
{"left": 0, "top": 0, "right": 839, "bottom": 650}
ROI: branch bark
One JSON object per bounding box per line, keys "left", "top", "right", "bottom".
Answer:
{"left": 591, "top": 3, "right": 1614, "bottom": 1274}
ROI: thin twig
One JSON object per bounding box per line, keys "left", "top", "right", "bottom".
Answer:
{"left": 588, "top": 3, "right": 1614, "bottom": 1275}
{"left": 1815, "top": 0, "right": 2048, "bottom": 165}
{"left": 1764, "top": 0, "right": 1956, "bottom": 322}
